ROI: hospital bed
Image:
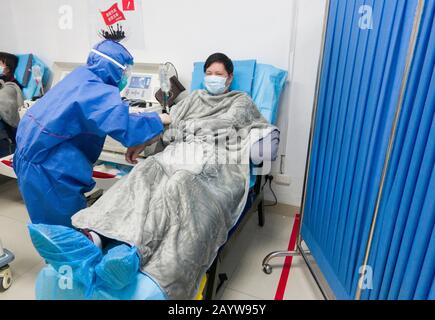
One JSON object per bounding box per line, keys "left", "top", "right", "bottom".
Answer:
{"left": 0, "top": 54, "right": 48, "bottom": 158}
{"left": 0, "top": 54, "right": 48, "bottom": 291}
{"left": 22, "top": 60, "right": 287, "bottom": 300}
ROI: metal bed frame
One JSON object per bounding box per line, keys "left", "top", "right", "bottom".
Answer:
{"left": 204, "top": 173, "right": 265, "bottom": 300}
{"left": 261, "top": 0, "right": 425, "bottom": 300}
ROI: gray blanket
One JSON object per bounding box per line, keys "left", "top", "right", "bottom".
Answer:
{"left": 72, "top": 90, "right": 275, "bottom": 299}
{"left": 0, "top": 80, "right": 23, "bottom": 127}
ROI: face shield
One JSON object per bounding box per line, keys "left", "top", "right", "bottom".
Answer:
{"left": 118, "top": 64, "right": 132, "bottom": 91}
{"left": 90, "top": 49, "right": 133, "bottom": 90}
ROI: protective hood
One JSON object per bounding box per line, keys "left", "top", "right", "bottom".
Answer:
{"left": 86, "top": 40, "right": 134, "bottom": 86}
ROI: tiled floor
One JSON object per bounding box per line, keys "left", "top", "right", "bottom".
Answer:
{"left": 218, "top": 206, "right": 323, "bottom": 300}
{"left": 0, "top": 177, "right": 323, "bottom": 300}
{"left": 0, "top": 178, "right": 46, "bottom": 300}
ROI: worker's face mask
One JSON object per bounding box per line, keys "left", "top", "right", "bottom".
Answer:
{"left": 118, "top": 65, "right": 132, "bottom": 92}
{"left": 204, "top": 75, "right": 228, "bottom": 95}
{"left": 0, "top": 66, "right": 4, "bottom": 76}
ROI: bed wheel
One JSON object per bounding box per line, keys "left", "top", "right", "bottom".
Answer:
{"left": 0, "top": 265, "right": 13, "bottom": 291}
{"left": 263, "top": 264, "right": 272, "bottom": 275}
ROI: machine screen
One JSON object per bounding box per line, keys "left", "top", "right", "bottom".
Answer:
{"left": 129, "top": 75, "right": 152, "bottom": 89}
{"left": 123, "top": 73, "right": 156, "bottom": 101}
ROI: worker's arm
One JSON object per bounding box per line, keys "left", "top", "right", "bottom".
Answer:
{"left": 124, "top": 113, "right": 171, "bottom": 164}
{"left": 114, "top": 108, "right": 165, "bottom": 147}
{"left": 84, "top": 101, "right": 163, "bottom": 148}
{"left": 81, "top": 83, "right": 171, "bottom": 149}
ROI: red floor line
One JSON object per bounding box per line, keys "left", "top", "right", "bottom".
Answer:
{"left": 274, "top": 214, "right": 300, "bottom": 300}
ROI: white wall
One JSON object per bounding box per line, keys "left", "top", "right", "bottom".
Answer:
{"left": 1, "top": 0, "right": 327, "bottom": 206}
{"left": 264, "top": 0, "right": 327, "bottom": 206}
{"left": 1, "top": 0, "right": 294, "bottom": 87}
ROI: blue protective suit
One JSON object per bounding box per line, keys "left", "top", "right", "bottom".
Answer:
{"left": 13, "top": 40, "right": 164, "bottom": 227}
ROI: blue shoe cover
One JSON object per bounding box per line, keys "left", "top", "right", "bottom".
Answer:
{"left": 28, "top": 224, "right": 102, "bottom": 295}
{"left": 95, "top": 244, "right": 140, "bottom": 290}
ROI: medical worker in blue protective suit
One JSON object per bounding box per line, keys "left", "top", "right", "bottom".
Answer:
{"left": 13, "top": 40, "right": 170, "bottom": 227}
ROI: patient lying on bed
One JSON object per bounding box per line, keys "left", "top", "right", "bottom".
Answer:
{"left": 29, "top": 53, "right": 277, "bottom": 300}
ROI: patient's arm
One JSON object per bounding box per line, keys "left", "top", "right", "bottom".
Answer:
{"left": 250, "top": 129, "right": 280, "bottom": 165}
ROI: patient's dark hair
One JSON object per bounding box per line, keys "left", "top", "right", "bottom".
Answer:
{"left": 204, "top": 53, "right": 234, "bottom": 75}
{"left": 0, "top": 52, "right": 19, "bottom": 78}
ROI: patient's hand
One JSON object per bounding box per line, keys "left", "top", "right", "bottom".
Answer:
{"left": 159, "top": 113, "right": 172, "bottom": 125}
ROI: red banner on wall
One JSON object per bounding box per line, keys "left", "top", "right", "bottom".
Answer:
{"left": 100, "top": 3, "right": 126, "bottom": 26}
{"left": 90, "top": 0, "right": 145, "bottom": 51}
{"left": 122, "top": 0, "right": 135, "bottom": 11}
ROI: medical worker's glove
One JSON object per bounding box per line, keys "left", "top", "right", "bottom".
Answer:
{"left": 28, "top": 224, "right": 102, "bottom": 297}
{"left": 95, "top": 244, "right": 140, "bottom": 290}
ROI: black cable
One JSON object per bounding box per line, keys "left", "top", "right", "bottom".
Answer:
{"left": 264, "top": 175, "right": 278, "bottom": 207}
{"left": 261, "top": 175, "right": 269, "bottom": 190}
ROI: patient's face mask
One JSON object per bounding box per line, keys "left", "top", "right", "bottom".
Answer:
{"left": 204, "top": 75, "right": 228, "bottom": 95}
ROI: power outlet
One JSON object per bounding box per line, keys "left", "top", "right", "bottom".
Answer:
{"left": 272, "top": 174, "right": 291, "bottom": 186}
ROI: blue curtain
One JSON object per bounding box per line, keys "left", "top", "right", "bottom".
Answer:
{"left": 363, "top": 0, "right": 434, "bottom": 300}
{"left": 301, "top": 0, "right": 422, "bottom": 299}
